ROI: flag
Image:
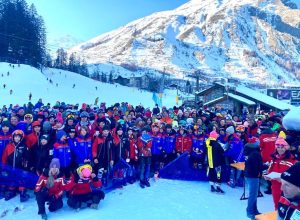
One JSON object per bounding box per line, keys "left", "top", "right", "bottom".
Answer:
{"left": 152, "top": 92, "right": 162, "bottom": 107}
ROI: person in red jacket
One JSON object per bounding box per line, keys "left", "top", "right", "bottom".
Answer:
{"left": 259, "top": 123, "right": 277, "bottom": 194}
{"left": 67, "top": 164, "right": 105, "bottom": 210}
{"left": 175, "top": 126, "right": 192, "bottom": 156}
{"left": 34, "top": 158, "right": 65, "bottom": 220}
{"left": 26, "top": 121, "right": 41, "bottom": 149}
{"left": 126, "top": 127, "right": 139, "bottom": 184}
{"left": 265, "top": 137, "right": 297, "bottom": 210}
{"left": 137, "top": 131, "right": 152, "bottom": 188}
{"left": 2, "top": 129, "right": 30, "bottom": 202}
{"left": 259, "top": 123, "right": 277, "bottom": 163}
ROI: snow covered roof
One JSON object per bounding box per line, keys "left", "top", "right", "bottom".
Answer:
{"left": 235, "top": 85, "right": 294, "bottom": 110}
{"left": 203, "top": 96, "right": 225, "bottom": 106}
{"left": 225, "top": 93, "right": 256, "bottom": 106}
{"left": 213, "top": 82, "right": 294, "bottom": 110}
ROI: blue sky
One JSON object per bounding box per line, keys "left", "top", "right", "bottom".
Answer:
{"left": 27, "top": 0, "right": 188, "bottom": 44}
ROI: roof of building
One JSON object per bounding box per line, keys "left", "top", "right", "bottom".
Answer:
{"left": 225, "top": 93, "right": 256, "bottom": 106}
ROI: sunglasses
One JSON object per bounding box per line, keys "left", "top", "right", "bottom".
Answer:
{"left": 276, "top": 144, "right": 287, "bottom": 148}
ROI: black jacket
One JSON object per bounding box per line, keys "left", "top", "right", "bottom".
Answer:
{"left": 244, "top": 143, "right": 263, "bottom": 178}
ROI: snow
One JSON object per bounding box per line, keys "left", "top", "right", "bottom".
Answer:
{"left": 204, "top": 96, "right": 224, "bottom": 106}
{"left": 0, "top": 179, "right": 274, "bottom": 220}
{"left": 67, "top": 0, "right": 300, "bottom": 87}
{"left": 226, "top": 93, "right": 256, "bottom": 105}
{"left": 235, "top": 85, "right": 294, "bottom": 111}
{"left": 0, "top": 62, "right": 181, "bottom": 107}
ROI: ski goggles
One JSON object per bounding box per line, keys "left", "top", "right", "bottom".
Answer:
{"left": 67, "top": 114, "right": 75, "bottom": 119}
{"left": 24, "top": 114, "right": 33, "bottom": 119}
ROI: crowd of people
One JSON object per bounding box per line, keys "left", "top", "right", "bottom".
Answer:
{"left": 0, "top": 99, "right": 300, "bottom": 220}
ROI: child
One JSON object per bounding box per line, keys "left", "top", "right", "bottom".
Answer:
{"left": 32, "top": 135, "right": 53, "bottom": 176}
{"left": 34, "top": 158, "right": 64, "bottom": 219}
{"left": 2, "top": 130, "right": 30, "bottom": 201}
{"left": 137, "top": 132, "right": 152, "bottom": 188}
{"left": 53, "top": 130, "right": 72, "bottom": 179}
{"left": 67, "top": 164, "right": 105, "bottom": 210}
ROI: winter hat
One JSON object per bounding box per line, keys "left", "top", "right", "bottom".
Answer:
{"left": 43, "top": 121, "right": 52, "bottom": 132}
{"left": 89, "top": 112, "right": 95, "bottom": 121}
{"left": 77, "top": 164, "right": 92, "bottom": 178}
{"left": 209, "top": 131, "right": 219, "bottom": 139}
{"left": 40, "top": 134, "right": 49, "bottom": 142}
{"left": 236, "top": 125, "right": 245, "bottom": 133}
{"left": 281, "top": 162, "right": 300, "bottom": 188}
{"left": 55, "top": 112, "right": 63, "bottom": 124}
{"left": 275, "top": 138, "right": 289, "bottom": 150}
{"left": 80, "top": 111, "right": 89, "bottom": 118}
{"left": 165, "top": 124, "right": 172, "bottom": 129}
{"left": 278, "top": 131, "right": 286, "bottom": 139}
{"left": 172, "top": 120, "right": 179, "bottom": 128}
{"left": 102, "top": 125, "right": 110, "bottom": 131}
{"left": 177, "top": 109, "right": 183, "bottom": 115}
{"left": 37, "top": 112, "right": 45, "bottom": 119}
{"left": 49, "top": 158, "right": 60, "bottom": 169}
{"left": 12, "top": 129, "right": 24, "bottom": 139}
{"left": 259, "top": 122, "right": 270, "bottom": 130}
{"left": 1, "top": 120, "right": 11, "bottom": 128}
{"left": 56, "top": 130, "right": 67, "bottom": 141}
{"left": 226, "top": 126, "right": 235, "bottom": 135}
{"left": 116, "top": 125, "right": 123, "bottom": 132}
{"left": 32, "top": 121, "right": 41, "bottom": 128}
{"left": 67, "top": 127, "right": 76, "bottom": 134}
{"left": 247, "top": 137, "right": 260, "bottom": 147}
{"left": 186, "top": 118, "right": 194, "bottom": 125}
{"left": 96, "top": 117, "right": 107, "bottom": 124}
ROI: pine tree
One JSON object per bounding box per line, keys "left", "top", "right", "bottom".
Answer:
{"left": 54, "top": 48, "right": 67, "bottom": 69}
{"left": 0, "top": 0, "right": 46, "bottom": 66}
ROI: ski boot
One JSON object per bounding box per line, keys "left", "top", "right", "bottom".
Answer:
{"left": 210, "top": 185, "right": 216, "bottom": 192}
{"left": 4, "top": 190, "right": 17, "bottom": 201}
{"left": 41, "top": 213, "right": 47, "bottom": 220}
{"left": 144, "top": 179, "right": 150, "bottom": 187}
{"left": 216, "top": 186, "right": 225, "bottom": 194}
{"left": 90, "top": 203, "right": 98, "bottom": 210}
{"left": 139, "top": 180, "right": 145, "bottom": 188}
{"left": 227, "top": 180, "right": 235, "bottom": 188}
{"left": 20, "top": 190, "right": 30, "bottom": 202}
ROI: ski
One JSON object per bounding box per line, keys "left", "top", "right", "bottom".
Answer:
{"left": 0, "top": 210, "right": 9, "bottom": 218}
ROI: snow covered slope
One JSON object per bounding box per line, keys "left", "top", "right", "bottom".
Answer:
{"left": 0, "top": 62, "right": 180, "bottom": 107}
{"left": 70, "top": 0, "right": 300, "bottom": 86}
{"left": 0, "top": 179, "right": 273, "bottom": 220}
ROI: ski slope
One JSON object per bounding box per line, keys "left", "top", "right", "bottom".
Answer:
{"left": 0, "top": 179, "right": 273, "bottom": 220}
{"left": 0, "top": 62, "right": 181, "bottom": 107}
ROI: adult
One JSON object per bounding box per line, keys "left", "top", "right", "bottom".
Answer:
{"left": 278, "top": 162, "right": 300, "bottom": 220}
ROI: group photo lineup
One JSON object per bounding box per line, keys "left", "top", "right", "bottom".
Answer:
{"left": 0, "top": 0, "right": 300, "bottom": 220}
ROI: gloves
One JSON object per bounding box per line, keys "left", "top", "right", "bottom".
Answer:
{"left": 126, "top": 158, "right": 130, "bottom": 163}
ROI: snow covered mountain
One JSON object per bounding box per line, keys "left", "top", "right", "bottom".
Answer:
{"left": 48, "top": 35, "right": 83, "bottom": 57}
{"left": 0, "top": 62, "right": 180, "bottom": 107}
{"left": 69, "top": 0, "right": 300, "bottom": 86}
